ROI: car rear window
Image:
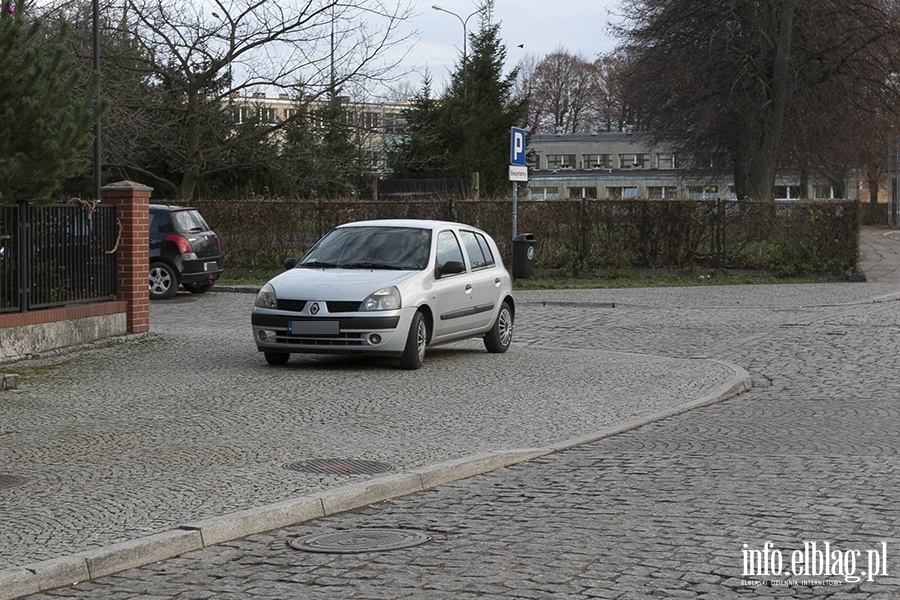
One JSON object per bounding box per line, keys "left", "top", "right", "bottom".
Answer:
{"left": 171, "top": 210, "right": 211, "bottom": 234}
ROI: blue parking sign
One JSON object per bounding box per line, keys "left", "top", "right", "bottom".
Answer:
{"left": 510, "top": 127, "right": 526, "bottom": 166}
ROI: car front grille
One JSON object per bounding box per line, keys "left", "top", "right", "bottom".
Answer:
{"left": 273, "top": 331, "right": 366, "bottom": 347}
{"left": 276, "top": 299, "right": 307, "bottom": 312}
{"left": 327, "top": 301, "right": 361, "bottom": 313}
{"left": 275, "top": 299, "right": 360, "bottom": 313}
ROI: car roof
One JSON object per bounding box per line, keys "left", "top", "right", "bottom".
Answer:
{"left": 149, "top": 204, "right": 196, "bottom": 211}
{"left": 338, "top": 219, "right": 488, "bottom": 233}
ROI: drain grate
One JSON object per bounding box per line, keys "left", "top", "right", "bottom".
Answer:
{"left": 289, "top": 528, "right": 431, "bottom": 554}
{"left": 0, "top": 474, "right": 25, "bottom": 489}
{"left": 283, "top": 458, "right": 392, "bottom": 475}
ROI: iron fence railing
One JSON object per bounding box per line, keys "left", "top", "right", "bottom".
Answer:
{"left": 0, "top": 202, "right": 118, "bottom": 314}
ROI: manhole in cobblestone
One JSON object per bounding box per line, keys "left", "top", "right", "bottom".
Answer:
{"left": 289, "top": 529, "right": 431, "bottom": 554}
{"left": 0, "top": 474, "right": 25, "bottom": 489}
{"left": 283, "top": 458, "right": 392, "bottom": 475}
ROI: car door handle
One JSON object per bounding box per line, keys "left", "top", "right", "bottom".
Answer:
{"left": 465, "top": 284, "right": 472, "bottom": 292}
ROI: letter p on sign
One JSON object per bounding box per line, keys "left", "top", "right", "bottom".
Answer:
{"left": 510, "top": 127, "right": 526, "bottom": 166}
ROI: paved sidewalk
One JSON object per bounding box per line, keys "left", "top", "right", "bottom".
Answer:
{"left": 1, "top": 228, "right": 899, "bottom": 599}
{"left": 859, "top": 227, "right": 900, "bottom": 283}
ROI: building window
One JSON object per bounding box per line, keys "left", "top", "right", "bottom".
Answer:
{"left": 258, "top": 107, "right": 278, "bottom": 124}
{"left": 619, "top": 154, "right": 650, "bottom": 169}
{"left": 606, "top": 185, "right": 637, "bottom": 200}
{"left": 813, "top": 184, "right": 837, "bottom": 199}
{"left": 774, "top": 186, "right": 802, "bottom": 200}
{"left": 607, "top": 186, "right": 638, "bottom": 199}
{"left": 656, "top": 154, "right": 676, "bottom": 169}
{"left": 232, "top": 106, "right": 253, "bottom": 124}
{"left": 547, "top": 154, "right": 577, "bottom": 169}
{"left": 568, "top": 186, "right": 598, "bottom": 199}
{"left": 584, "top": 154, "right": 613, "bottom": 169}
{"left": 530, "top": 187, "right": 559, "bottom": 200}
{"left": 360, "top": 111, "right": 380, "bottom": 130}
{"left": 383, "top": 113, "right": 407, "bottom": 134}
{"left": 688, "top": 185, "right": 719, "bottom": 199}
{"left": 648, "top": 186, "right": 678, "bottom": 199}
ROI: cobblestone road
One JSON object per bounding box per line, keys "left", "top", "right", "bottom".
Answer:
{"left": 4, "top": 229, "right": 900, "bottom": 599}
{"left": 9, "top": 274, "right": 900, "bottom": 599}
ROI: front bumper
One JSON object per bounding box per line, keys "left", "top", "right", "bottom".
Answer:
{"left": 251, "top": 307, "right": 416, "bottom": 357}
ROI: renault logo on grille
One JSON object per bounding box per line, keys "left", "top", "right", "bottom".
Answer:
{"left": 310, "top": 302, "right": 320, "bottom": 315}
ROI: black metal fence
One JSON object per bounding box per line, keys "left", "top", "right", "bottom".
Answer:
{"left": 0, "top": 203, "right": 118, "bottom": 314}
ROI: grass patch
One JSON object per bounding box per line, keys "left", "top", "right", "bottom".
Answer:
{"left": 513, "top": 272, "right": 825, "bottom": 290}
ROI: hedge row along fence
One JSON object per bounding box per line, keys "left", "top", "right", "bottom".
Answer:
{"left": 192, "top": 198, "right": 860, "bottom": 277}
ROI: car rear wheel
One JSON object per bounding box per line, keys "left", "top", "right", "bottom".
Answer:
{"left": 183, "top": 281, "right": 213, "bottom": 294}
{"left": 264, "top": 352, "right": 290, "bottom": 366}
{"left": 400, "top": 311, "right": 428, "bottom": 370}
{"left": 149, "top": 261, "right": 178, "bottom": 300}
{"left": 484, "top": 301, "right": 513, "bottom": 353}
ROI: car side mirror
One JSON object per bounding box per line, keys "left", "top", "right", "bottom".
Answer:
{"left": 437, "top": 260, "right": 466, "bottom": 278}
{"left": 283, "top": 258, "right": 299, "bottom": 269}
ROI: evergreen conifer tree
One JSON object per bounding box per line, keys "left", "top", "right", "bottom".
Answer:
{"left": 0, "top": 0, "right": 99, "bottom": 203}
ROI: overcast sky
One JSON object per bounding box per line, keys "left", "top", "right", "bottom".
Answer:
{"left": 384, "top": 0, "right": 625, "bottom": 94}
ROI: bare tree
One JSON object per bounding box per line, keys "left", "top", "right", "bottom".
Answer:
{"left": 589, "top": 55, "right": 629, "bottom": 133}
{"left": 45, "top": 0, "right": 414, "bottom": 199}
{"left": 516, "top": 50, "right": 632, "bottom": 135}
{"left": 617, "top": 0, "right": 900, "bottom": 200}
{"left": 521, "top": 49, "right": 595, "bottom": 134}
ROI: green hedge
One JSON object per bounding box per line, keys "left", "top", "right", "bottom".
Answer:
{"left": 193, "top": 198, "right": 860, "bottom": 276}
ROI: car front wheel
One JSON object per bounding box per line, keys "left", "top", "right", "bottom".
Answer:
{"left": 484, "top": 301, "right": 513, "bottom": 353}
{"left": 149, "top": 262, "right": 179, "bottom": 300}
{"left": 400, "top": 311, "right": 428, "bottom": 370}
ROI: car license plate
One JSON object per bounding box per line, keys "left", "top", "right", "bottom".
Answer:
{"left": 288, "top": 320, "right": 339, "bottom": 335}
{"left": 203, "top": 261, "right": 217, "bottom": 272}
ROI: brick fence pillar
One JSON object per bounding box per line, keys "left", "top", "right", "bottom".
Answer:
{"left": 101, "top": 181, "right": 152, "bottom": 333}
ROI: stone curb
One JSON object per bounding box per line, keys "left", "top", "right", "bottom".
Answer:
{"left": 0, "top": 360, "right": 750, "bottom": 600}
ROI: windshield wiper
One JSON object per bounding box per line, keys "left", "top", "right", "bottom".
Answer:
{"left": 341, "top": 261, "right": 404, "bottom": 270}
{"left": 298, "top": 261, "right": 340, "bottom": 269}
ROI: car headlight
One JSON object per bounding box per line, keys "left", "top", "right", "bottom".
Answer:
{"left": 362, "top": 287, "right": 401, "bottom": 311}
{"left": 255, "top": 283, "right": 277, "bottom": 309}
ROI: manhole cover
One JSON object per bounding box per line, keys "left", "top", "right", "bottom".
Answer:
{"left": 283, "top": 458, "right": 392, "bottom": 475}
{"left": 0, "top": 474, "right": 25, "bottom": 489}
{"left": 289, "top": 528, "right": 431, "bottom": 553}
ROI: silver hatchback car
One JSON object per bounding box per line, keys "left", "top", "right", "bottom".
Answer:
{"left": 251, "top": 219, "right": 515, "bottom": 369}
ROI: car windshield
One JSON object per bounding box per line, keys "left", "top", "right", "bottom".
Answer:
{"left": 299, "top": 226, "right": 432, "bottom": 270}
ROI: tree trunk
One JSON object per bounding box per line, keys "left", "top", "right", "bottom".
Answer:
{"left": 868, "top": 170, "right": 880, "bottom": 204}
{"left": 177, "top": 92, "right": 203, "bottom": 201}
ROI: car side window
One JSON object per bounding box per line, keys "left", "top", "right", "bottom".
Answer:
{"left": 460, "top": 230, "right": 495, "bottom": 269}
{"left": 475, "top": 233, "right": 495, "bottom": 266}
{"left": 436, "top": 230, "right": 465, "bottom": 273}
{"left": 150, "top": 211, "right": 172, "bottom": 234}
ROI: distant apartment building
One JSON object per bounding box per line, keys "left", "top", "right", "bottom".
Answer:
{"left": 228, "top": 94, "right": 861, "bottom": 201}
{"left": 526, "top": 132, "right": 857, "bottom": 202}
{"left": 229, "top": 92, "right": 409, "bottom": 175}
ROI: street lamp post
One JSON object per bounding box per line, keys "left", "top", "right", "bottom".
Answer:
{"left": 431, "top": 4, "right": 483, "bottom": 94}
{"left": 92, "top": 0, "right": 100, "bottom": 200}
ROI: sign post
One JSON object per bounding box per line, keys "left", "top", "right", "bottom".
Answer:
{"left": 509, "top": 127, "right": 527, "bottom": 239}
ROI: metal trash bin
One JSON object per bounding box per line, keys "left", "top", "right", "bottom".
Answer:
{"left": 511, "top": 233, "right": 536, "bottom": 279}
